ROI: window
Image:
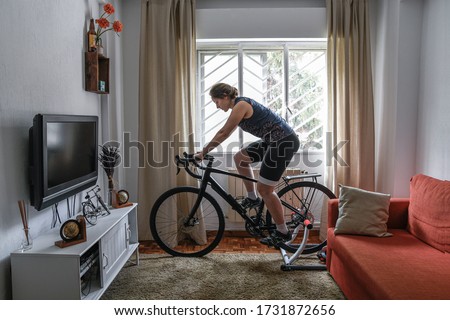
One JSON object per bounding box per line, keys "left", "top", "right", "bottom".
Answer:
{"left": 197, "top": 41, "right": 327, "bottom": 153}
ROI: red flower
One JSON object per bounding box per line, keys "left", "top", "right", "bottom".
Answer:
{"left": 96, "top": 18, "right": 110, "bottom": 29}
{"left": 92, "top": 3, "right": 123, "bottom": 45}
{"left": 104, "top": 3, "right": 115, "bottom": 15}
{"left": 113, "top": 21, "right": 123, "bottom": 33}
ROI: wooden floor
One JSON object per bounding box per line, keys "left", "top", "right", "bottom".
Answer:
{"left": 139, "top": 230, "right": 321, "bottom": 254}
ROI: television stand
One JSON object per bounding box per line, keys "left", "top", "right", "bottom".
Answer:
{"left": 11, "top": 203, "right": 139, "bottom": 300}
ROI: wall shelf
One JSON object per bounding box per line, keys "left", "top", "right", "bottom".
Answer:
{"left": 85, "top": 52, "right": 110, "bottom": 94}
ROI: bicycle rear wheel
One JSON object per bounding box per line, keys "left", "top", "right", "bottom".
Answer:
{"left": 150, "top": 186, "right": 225, "bottom": 257}
{"left": 268, "top": 181, "right": 336, "bottom": 254}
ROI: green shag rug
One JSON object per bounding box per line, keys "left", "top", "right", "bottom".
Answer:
{"left": 101, "top": 253, "right": 345, "bottom": 300}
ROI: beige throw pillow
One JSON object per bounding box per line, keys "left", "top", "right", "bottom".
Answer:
{"left": 334, "top": 185, "right": 392, "bottom": 237}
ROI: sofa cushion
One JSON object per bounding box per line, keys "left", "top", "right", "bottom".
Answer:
{"left": 335, "top": 185, "right": 391, "bottom": 237}
{"left": 408, "top": 174, "right": 450, "bottom": 252}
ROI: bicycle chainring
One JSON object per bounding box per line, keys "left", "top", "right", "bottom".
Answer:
{"left": 245, "top": 215, "right": 265, "bottom": 237}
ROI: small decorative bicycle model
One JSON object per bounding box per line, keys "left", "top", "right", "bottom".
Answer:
{"left": 82, "top": 185, "right": 111, "bottom": 225}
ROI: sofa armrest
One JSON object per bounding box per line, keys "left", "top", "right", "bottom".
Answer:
{"left": 327, "top": 198, "right": 410, "bottom": 229}
{"left": 327, "top": 199, "right": 340, "bottom": 228}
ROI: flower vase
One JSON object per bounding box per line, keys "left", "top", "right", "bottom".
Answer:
{"left": 20, "top": 228, "right": 33, "bottom": 251}
{"left": 96, "top": 38, "right": 104, "bottom": 57}
{"left": 97, "top": 44, "right": 104, "bottom": 57}
{"left": 107, "top": 176, "right": 114, "bottom": 208}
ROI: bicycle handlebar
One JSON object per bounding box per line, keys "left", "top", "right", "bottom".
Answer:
{"left": 86, "top": 185, "right": 101, "bottom": 195}
{"left": 175, "top": 152, "right": 214, "bottom": 179}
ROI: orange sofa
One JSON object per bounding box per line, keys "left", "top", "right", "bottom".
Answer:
{"left": 326, "top": 174, "right": 450, "bottom": 299}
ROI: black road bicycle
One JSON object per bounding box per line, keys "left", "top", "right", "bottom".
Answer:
{"left": 150, "top": 153, "right": 336, "bottom": 270}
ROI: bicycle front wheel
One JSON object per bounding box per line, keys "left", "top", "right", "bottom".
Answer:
{"left": 83, "top": 203, "right": 98, "bottom": 226}
{"left": 270, "top": 181, "right": 336, "bottom": 254}
{"left": 150, "top": 187, "right": 225, "bottom": 257}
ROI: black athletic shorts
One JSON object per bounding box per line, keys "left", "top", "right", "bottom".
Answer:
{"left": 244, "top": 132, "right": 300, "bottom": 186}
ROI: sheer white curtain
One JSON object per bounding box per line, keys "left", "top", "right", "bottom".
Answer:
{"left": 138, "top": 0, "right": 197, "bottom": 240}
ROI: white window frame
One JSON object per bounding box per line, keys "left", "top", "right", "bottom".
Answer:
{"left": 196, "top": 40, "right": 327, "bottom": 155}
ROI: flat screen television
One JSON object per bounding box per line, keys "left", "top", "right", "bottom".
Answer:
{"left": 29, "top": 114, "right": 99, "bottom": 211}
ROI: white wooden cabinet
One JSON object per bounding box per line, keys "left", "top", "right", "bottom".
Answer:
{"left": 11, "top": 203, "right": 139, "bottom": 300}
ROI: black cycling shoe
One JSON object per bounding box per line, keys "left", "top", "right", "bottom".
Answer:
{"left": 260, "top": 230, "right": 292, "bottom": 247}
{"left": 240, "top": 197, "right": 262, "bottom": 209}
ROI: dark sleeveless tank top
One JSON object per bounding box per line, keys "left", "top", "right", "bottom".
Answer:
{"left": 235, "top": 97, "right": 294, "bottom": 143}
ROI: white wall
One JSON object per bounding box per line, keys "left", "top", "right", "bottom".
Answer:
{"left": 197, "top": 0, "right": 326, "bottom": 39}
{"left": 372, "top": 0, "right": 450, "bottom": 197}
{"left": 0, "top": 0, "right": 116, "bottom": 299}
{"left": 372, "top": 0, "right": 423, "bottom": 197}
{"left": 416, "top": 0, "right": 450, "bottom": 179}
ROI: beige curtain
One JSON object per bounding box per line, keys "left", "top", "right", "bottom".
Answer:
{"left": 324, "top": 0, "right": 375, "bottom": 237}
{"left": 326, "top": 0, "right": 375, "bottom": 193}
{"left": 138, "top": 0, "right": 197, "bottom": 240}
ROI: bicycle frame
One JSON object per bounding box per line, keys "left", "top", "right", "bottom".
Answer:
{"left": 179, "top": 154, "right": 321, "bottom": 234}
{"left": 166, "top": 153, "right": 333, "bottom": 269}
{"left": 187, "top": 158, "right": 261, "bottom": 230}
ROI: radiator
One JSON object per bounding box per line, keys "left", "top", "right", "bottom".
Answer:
{"left": 226, "top": 168, "right": 302, "bottom": 222}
